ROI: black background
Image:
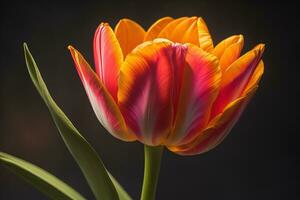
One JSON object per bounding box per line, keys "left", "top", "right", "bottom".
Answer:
{"left": 0, "top": 0, "right": 297, "bottom": 199}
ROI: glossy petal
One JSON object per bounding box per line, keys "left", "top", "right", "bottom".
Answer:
{"left": 210, "top": 44, "right": 265, "bottom": 118}
{"left": 166, "top": 44, "right": 221, "bottom": 145}
{"left": 93, "top": 23, "right": 123, "bottom": 100}
{"left": 169, "top": 86, "right": 257, "bottom": 155}
{"left": 197, "top": 18, "right": 214, "bottom": 52}
{"left": 219, "top": 35, "right": 244, "bottom": 72}
{"left": 213, "top": 35, "right": 243, "bottom": 59}
{"left": 114, "top": 19, "right": 146, "bottom": 56}
{"left": 144, "top": 17, "right": 174, "bottom": 41}
{"left": 118, "top": 40, "right": 184, "bottom": 145}
{"left": 244, "top": 60, "right": 264, "bottom": 93}
{"left": 158, "top": 17, "right": 199, "bottom": 46}
{"left": 68, "top": 46, "right": 135, "bottom": 141}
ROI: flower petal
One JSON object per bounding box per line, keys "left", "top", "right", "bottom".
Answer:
{"left": 114, "top": 19, "right": 146, "bottom": 56}
{"left": 212, "top": 35, "right": 243, "bottom": 59}
{"left": 169, "top": 86, "right": 257, "bottom": 155}
{"left": 166, "top": 44, "right": 221, "bottom": 145}
{"left": 144, "top": 17, "right": 174, "bottom": 41}
{"left": 197, "top": 18, "right": 214, "bottom": 52}
{"left": 118, "top": 40, "right": 187, "bottom": 145}
{"left": 210, "top": 44, "right": 265, "bottom": 118}
{"left": 158, "top": 17, "right": 199, "bottom": 46}
{"left": 244, "top": 60, "right": 264, "bottom": 93}
{"left": 93, "top": 23, "right": 123, "bottom": 100}
{"left": 219, "top": 35, "right": 244, "bottom": 72}
{"left": 68, "top": 46, "right": 135, "bottom": 141}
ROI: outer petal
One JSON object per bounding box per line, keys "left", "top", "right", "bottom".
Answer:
{"left": 68, "top": 46, "right": 135, "bottom": 141}
{"left": 158, "top": 17, "right": 199, "bottom": 46}
{"left": 118, "top": 41, "right": 188, "bottom": 145}
{"left": 166, "top": 44, "right": 221, "bottom": 145}
{"left": 169, "top": 86, "right": 257, "bottom": 155}
{"left": 114, "top": 19, "right": 146, "bottom": 57}
{"left": 144, "top": 17, "right": 174, "bottom": 41}
{"left": 197, "top": 18, "right": 214, "bottom": 52}
{"left": 210, "top": 44, "right": 265, "bottom": 118}
{"left": 93, "top": 23, "right": 123, "bottom": 100}
{"left": 244, "top": 60, "right": 264, "bottom": 93}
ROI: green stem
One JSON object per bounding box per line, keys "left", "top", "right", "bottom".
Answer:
{"left": 141, "top": 145, "right": 164, "bottom": 200}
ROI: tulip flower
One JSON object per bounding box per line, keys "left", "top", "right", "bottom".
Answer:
{"left": 68, "top": 16, "right": 264, "bottom": 155}
{"left": 68, "top": 16, "right": 264, "bottom": 200}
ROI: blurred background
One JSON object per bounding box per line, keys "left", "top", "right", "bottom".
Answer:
{"left": 0, "top": 0, "right": 297, "bottom": 199}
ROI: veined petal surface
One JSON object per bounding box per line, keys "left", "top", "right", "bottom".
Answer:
{"left": 197, "top": 18, "right": 214, "bottom": 52}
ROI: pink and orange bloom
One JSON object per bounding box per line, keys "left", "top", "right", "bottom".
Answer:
{"left": 68, "top": 16, "right": 264, "bottom": 155}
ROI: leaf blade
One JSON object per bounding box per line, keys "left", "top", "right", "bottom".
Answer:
{"left": 23, "top": 43, "right": 131, "bottom": 200}
{"left": 0, "top": 152, "right": 86, "bottom": 200}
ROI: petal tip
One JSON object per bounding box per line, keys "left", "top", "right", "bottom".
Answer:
{"left": 67, "top": 45, "right": 74, "bottom": 51}
{"left": 255, "top": 43, "right": 265, "bottom": 52}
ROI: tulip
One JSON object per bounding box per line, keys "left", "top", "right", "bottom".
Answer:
{"left": 68, "top": 16, "right": 264, "bottom": 155}
{"left": 68, "top": 16, "right": 264, "bottom": 200}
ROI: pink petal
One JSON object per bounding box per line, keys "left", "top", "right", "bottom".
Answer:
{"left": 93, "top": 23, "right": 123, "bottom": 101}
{"left": 69, "top": 46, "right": 135, "bottom": 141}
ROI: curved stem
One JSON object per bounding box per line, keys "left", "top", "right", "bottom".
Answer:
{"left": 141, "top": 145, "right": 164, "bottom": 200}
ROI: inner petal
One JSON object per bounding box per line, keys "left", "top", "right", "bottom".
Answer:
{"left": 114, "top": 19, "right": 146, "bottom": 57}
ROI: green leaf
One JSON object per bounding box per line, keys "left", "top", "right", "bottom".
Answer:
{"left": 108, "top": 173, "right": 132, "bottom": 200}
{"left": 0, "top": 152, "right": 86, "bottom": 200}
{"left": 23, "top": 43, "right": 131, "bottom": 200}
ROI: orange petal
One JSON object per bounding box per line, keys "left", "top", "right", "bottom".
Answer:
{"left": 114, "top": 18, "right": 146, "bottom": 56}
{"left": 169, "top": 86, "right": 257, "bottom": 155}
{"left": 197, "top": 18, "right": 214, "bottom": 52}
{"left": 166, "top": 44, "right": 221, "bottom": 146}
{"left": 210, "top": 44, "right": 265, "bottom": 118}
{"left": 118, "top": 40, "right": 181, "bottom": 145}
{"left": 144, "top": 17, "right": 174, "bottom": 41}
{"left": 158, "top": 17, "right": 199, "bottom": 46}
{"left": 68, "top": 46, "right": 135, "bottom": 141}
{"left": 93, "top": 23, "right": 123, "bottom": 100}
{"left": 244, "top": 60, "right": 264, "bottom": 93}
{"left": 213, "top": 35, "right": 244, "bottom": 59}
{"left": 219, "top": 35, "right": 244, "bottom": 72}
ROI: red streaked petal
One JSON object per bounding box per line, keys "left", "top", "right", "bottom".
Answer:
{"left": 68, "top": 46, "right": 135, "bottom": 141}
{"left": 169, "top": 86, "right": 257, "bottom": 155}
{"left": 118, "top": 40, "right": 188, "bottom": 145}
{"left": 197, "top": 18, "right": 214, "bottom": 52}
{"left": 144, "top": 17, "right": 174, "bottom": 41}
{"left": 114, "top": 19, "right": 146, "bottom": 56}
{"left": 244, "top": 60, "right": 264, "bottom": 94}
{"left": 166, "top": 44, "right": 221, "bottom": 145}
{"left": 93, "top": 23, "right": 123, "bottom": 100}
{"left": 210, "top": 44, "right": 265, "bottom": 118}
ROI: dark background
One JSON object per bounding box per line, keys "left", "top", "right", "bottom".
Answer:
{"left": 0, "top": 0, "right": 297, "bottom": 199}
